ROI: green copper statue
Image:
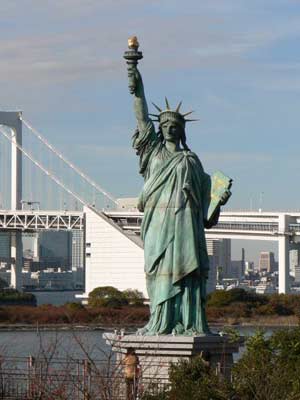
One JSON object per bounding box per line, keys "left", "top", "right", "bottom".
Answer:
{"left": 124, "top": 37, "right": 231, "bottom": 335}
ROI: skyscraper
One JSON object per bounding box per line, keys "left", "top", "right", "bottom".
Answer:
{"left": 206, "top": 238, "right": 231, "bottom": 291}
{"left": 259, "top": 251, "right": 276, "bottom": 273}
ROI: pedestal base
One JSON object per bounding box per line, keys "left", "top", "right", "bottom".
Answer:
{"left": 104, "top": 332, "right": 243, "bottom": 382}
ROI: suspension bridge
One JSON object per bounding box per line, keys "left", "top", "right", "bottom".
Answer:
{"left": 0, "top": 110, "right": 299, "bottom": 295}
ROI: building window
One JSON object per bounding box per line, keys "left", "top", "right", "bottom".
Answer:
{"left": 86, "top": 253, "right": 91, "bottom": 257}
{"left": 86, "top": 243, "right": 91, "bottom": 248}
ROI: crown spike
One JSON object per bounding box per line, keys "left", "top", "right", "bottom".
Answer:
{"left": 185, "top": 119, "right": 199, "bottom": 122}
{"left": 152, "top": 102, "right": 162, "bottom": 112}
{"left": 175, "top": 101, "right": 182, "bottom": 113}
{"left": 148, "top": 113, "right": 159, "bottom": 117}
{"left": 182, "top": 110, "right": 194, "bottom": 117}
{"left": 165, "top": 97, "right": 170, "bottom": 110}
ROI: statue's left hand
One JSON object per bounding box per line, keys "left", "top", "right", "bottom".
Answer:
{"left": 219, "top": 190, "right": 231, "bottom": 206}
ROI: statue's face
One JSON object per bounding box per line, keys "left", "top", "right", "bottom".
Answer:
{"left": 161, "top": 120, "right": 182, "bottom": 143}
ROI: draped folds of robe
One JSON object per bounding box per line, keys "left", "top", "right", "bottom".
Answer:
{"left": 133, "top": 121, "right": 212, "bottom": 335}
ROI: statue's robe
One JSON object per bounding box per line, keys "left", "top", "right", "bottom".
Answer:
{"left": 133, "top": 121, "right": 213, "bottom": 334}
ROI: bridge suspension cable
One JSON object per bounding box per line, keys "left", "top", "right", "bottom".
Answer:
{"left": 20, "top": 117, "right": 118, "bottom": 207}
{"left": 0, "top": 125, "right": 89, "bottom": 208}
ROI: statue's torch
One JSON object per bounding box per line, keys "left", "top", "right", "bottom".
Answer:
{"left": 123, "top": 36, "right": 143, "bottom": 94}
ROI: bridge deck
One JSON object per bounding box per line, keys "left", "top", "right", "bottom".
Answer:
{"left": 0, "top": 210, "right": 84, "bottom": 231}
{"left": 0, "top": 209, "right": 300, "bottom": 238}
{"left": 106, "top": 210, "right": 300, "bottom": 239}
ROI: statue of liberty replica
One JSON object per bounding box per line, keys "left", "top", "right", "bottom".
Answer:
{"left": 124, "top": 37, "right": 232, "bottom": 336}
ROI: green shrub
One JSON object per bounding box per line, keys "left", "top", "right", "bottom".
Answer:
{"left": 233, "top": 328, "right": 300, "bottom": 400}
{"left": 123, "top": 289, "right": 145, "bottom": 306}
{"left": 0, "top": 289, "right": 36, "bottom": 306}
{"left": 143, "top": 356, "right": 233, "bottom": 400}
{"left": 65, "top": 302, "right": 85, "bottom": 311}
{"left": 88, "top": 286, "right": 128, "bottom": 308}
{"left": 207, "top": 288, "right": 266, "bottom": 308}
{"left": 268, "top": 293, "right": 296, "bottom": 316}
{"left": 168, "top": 356, "right": 233, "bottom": 400}
{"left": 142, "top": 391, "right": 168, "bottom": 400}
{"left": 144, "top": 328, "right": 300, "bottom": 400}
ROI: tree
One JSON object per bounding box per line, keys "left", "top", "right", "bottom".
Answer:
{"left": 233, "top": 328, "right": 300, "bottom": 400}
{"left": 143, "top": 327, "right": 300, "bottom": 400}
{"left": 143, "top": 356, "right": 233, "bottom": 400}
{"left": 207, "top": 288, "right": 267, "bottom": 308}
{"left": 88, "top": 286, "right": 128, "bottom": 308}
{"left": 123, "top": 289, "right": 145, "bottom": 306}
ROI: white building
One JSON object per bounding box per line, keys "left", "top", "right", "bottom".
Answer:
{"left": 245, "top": 261, "right": 255, "bottom": 275}
{"left": 77, "top": 206, "right": 146, "bottom": 303}
{"left": 255, "top": 277, "right": 276, "bottom": 294}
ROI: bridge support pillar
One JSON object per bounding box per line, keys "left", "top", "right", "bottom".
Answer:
{"left": 11, "top": 232, "right": 22, "bottom": 291}
{"left": 278, "top": 214, "right": 290, "bottom": 294}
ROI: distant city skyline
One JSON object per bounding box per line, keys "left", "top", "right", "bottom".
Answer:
{"left": 232, "top": 239, "right": 278, "bottom": 267}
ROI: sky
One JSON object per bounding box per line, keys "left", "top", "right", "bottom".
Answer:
{"left": 1, "top": 0, "right": 300, "bottom": 262}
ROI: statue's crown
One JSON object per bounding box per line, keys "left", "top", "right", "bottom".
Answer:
{"left": 149, "top": 98, "right": 197, "bottom": 127}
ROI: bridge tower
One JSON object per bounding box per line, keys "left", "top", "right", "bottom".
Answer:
{"left": 0, "top": 111, "right": 23, "bottom": 290}
{"left": 278, "top": 214, "right": 290, "bottom": 294}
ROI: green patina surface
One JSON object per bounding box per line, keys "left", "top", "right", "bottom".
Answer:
{"left": 125, "top": 43, "right": 231, "bottom": 335}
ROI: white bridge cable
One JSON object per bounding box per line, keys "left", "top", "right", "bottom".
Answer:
{"left": 0, "top": 125, "right": 88, "bottom": 208}
{"left": 20, "top": 117, "right": 118, "bottom": 207}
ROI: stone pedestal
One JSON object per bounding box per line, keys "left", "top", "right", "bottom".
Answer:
{"left": 104, "top": 332, "right": 243, "bottom": 382}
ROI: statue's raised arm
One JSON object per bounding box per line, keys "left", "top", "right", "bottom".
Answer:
{"left": 124, "top": 36, "right": 150, "bottom": 132}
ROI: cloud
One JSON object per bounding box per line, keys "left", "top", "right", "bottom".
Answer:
{"left": 0, "top": 2, "right": 284, "bottom": 88}
{"left": 75, "top": 144, "right": 133, "bottom": 158}
{"left": 0, "top": 0, "right": 159, "bottom": 19}
{"left": 202, "top": 151, "right": 273, "bottom": 164}
{"left": 0, "top": 32, "right": 121, "bottom": 86}
{"left": 0, "top": 1, "right": 299, "bottom": 92}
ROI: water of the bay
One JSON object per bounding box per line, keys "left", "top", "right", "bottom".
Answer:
{"left": 0, "top": 325, "right": 291, "bottom": 361}
{"left": 0, "top": 329, "right": 108, "bottom": 360}
{"left": 28, "top": 290, "right": 83, "bottom": 306}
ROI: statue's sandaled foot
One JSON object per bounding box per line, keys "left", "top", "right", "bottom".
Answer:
{"left": 172, "top": 322, "right": 184, "bottom": 335}
{"left": 136, "top": 326, "right": 149, "bottom": 335}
